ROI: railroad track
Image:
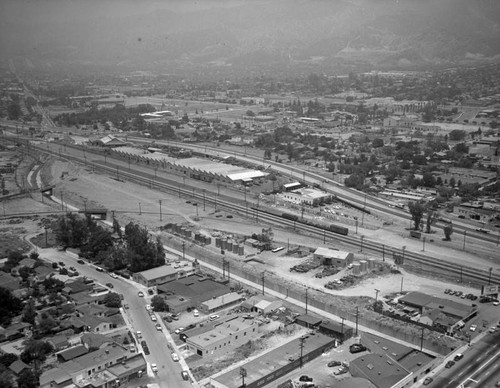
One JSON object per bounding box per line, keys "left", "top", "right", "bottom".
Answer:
{"left": 17, "top": 139, "right": 500, "bottom": 286}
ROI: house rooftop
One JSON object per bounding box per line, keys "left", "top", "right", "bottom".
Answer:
{"left": 351, "top": 353, "right": 410, "bottom": 388}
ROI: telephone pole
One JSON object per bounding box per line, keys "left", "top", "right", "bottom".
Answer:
{"left": 299, "top": 336, "right": 306, "bottom": 368}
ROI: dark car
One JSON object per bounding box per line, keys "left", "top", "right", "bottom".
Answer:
{"left": 423, "top": 377, "right": 433, "bottom": 385}
{"left": 445, "top": 360, "right": 455, "bottom": 368}
{"left": 143, "top": 346, "right": 150, "bottom": 355}
{"left": 52, "top": 262, "right": 58, "bottom": 269}
{"left": 349, "top": 344, "right": 368, "bottom": 354}
{"left": 58, "top": 261, "right": 65, "bottom": 266}
{"left": 327, "top": 361, "right": 342, "bottom": 367}
{"left": 181, "top": 371, "right": 189, "bottom": 381}
{"left": 105, "top": 283, "right": 114, "bottom": 288}
{"left": 299, "top": 376, "right": 313, "bottom": 382}
{"left": 77, "top": 259, "right": 85, "bottom": 264}
{"left": 69, "top": 266, "right": 76, "bottom": 271}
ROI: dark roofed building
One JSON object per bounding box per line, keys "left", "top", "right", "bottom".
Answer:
{"left": 63, "top": 279, "right": 93, "bottom": 295}
{"left": 57, "top": 345, "right": 89, "bottom": 362}
{"left": 157, "top": 274, "right": 230, "bottom": 308}
{"left": 319, "top": 321, "right": 353, "bottom": 342}
{"left": 295, "top": 314, "right": 322, "bottom": 329}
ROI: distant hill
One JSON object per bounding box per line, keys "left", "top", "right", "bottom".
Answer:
{"left": 2, "top": 0, "right": 500, "bottom": 73}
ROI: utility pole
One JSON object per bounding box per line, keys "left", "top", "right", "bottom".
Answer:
{"left": 261, "top": 271, "right": 265, "bottom": 295}
{"left": 420, "top": 327, "right": 425, "bottom": 351}
{"left": 203, "top": 189, "right": 206, "bottom": 211}
{"left": 355, "top": 307, "right": 359, "bottom": 336}
{"left": 159, "top": 200, "right": 162, "bottom": 221}
{"left": 299, "top": 336, "right": 306, "bottom": 368}
{"left": 422, "top": 236, "right": 426, "bottom": 251}
{"left": 360, "top": 235, "right": 364, "bottom": 252}
{"left": 463, "top": 230, "right": 466, "bottom": 250}
{"left": 239, "top": 367, "right": 247, "bottom": 388}
{"left": 305, "top": 288, "right": 308, "bottom": 314}
{"left": 400, "top": 277, "right": 404, "bottom": 293}
{"left": 340, "top": 317, "right": 345, "bottom": 343}
{"left": 182, "top": 241, "right": 185, "bottom": 260}
{"left": 139, "top": 202, "right": 141, "bottom": 215}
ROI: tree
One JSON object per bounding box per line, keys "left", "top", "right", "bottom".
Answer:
{"left": 22, "top": 299, "right": 36, "bottom": 325}
{"left": 0, "top": 287, "right": 23, "bottom": 326}
{"left": 102, "top": 292, "right": 122, "bottom": 308}
{"left": 0, "top": 353, "right": 18, "bottom": 368}
{"left": 7, "top": 102, "right": 22, "bottom": 120}
{"left": 443, "top": 223, "right": 453, "bottom": 241}
{"left": 425, "top": 211, "right": 438, "bottom": 234}
{"left": 372, "top": 138, "right": 384, "bottom": 148}
{"left": 17, "top": 369, "right": 38, "bottom": 388}
{"left": 0, "top": 371, "right": 14, "bottom": 388}
{"left": 408, "top": 201, "right": 426, "bottom": 230}
{"left": 20, "top": 340, "right": 53, "bottom": 367}
{"left": 124, "top": 223, "right": 165, "bottom": 272}
{"left": 38, "top": 313, "right": 57, "bottom": 334}
{"left": 151, "top": 295, "right": 168, "bottom": 311}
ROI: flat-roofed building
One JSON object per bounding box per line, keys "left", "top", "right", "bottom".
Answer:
{"left": 186, "top": 317, "right": 258, "bottom": 357}
{"left": 200, "top": 292, "right": 244, "bottom": 313}
{"left": 281, "top": 187, "right": 331, "bottom": 206}
{"left": 132, "top": 265, "right": 178, "bottom": 287}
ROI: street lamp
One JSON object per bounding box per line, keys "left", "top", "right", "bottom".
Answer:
{"left": 240, "top": 367, "right": 247, "bottom": 388}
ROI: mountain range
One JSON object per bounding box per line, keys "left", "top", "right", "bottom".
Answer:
{"left": 1, "top": 0, "right": 500, "bottom": 74}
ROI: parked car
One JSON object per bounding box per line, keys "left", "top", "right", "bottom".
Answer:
{"left": 145, "top": 305, "right": 151, "bottom": 311}
{"left": 349, "top": 344, "right": 368, "bottom": 354}
{"left": 151, "top": 363, "right": 158, "bottom": 374}
{"left": 171, "top": 352, "right": 179, "bottom": 362}
{"left": 299, "top": 376, "right": 313, "bottom": 382}
{"left": 137, "top": 291, "right": 144, "bottom": 297}
{"left": 155, "top": 323, "right": 162, "bottom": 331}
{"left": 105, "top": 283, "right": 114, "bottom": 288}
{"left": 445, "top": 360, "right": 455, "bottom": 368}
{"left": 423, "top": 377, "right": 433, "bottom": 385}
{"left": 209, "top": 314, "right": 220, "bottom": 321}
{"left": 58, "top": 261, "right": 65, "bottom": 266}
{"left": 181, "top": 371, "right": 189, "bottom": 381}
{"left": 334, "top": 366, "right": 349, "bottom": 376}
{"left": 470, "top": 324, "right": 477, "bottom": 332}
{"left": 150, "top": 315, "right": 157, "bottom": 322}
{"left": 77, "top": 259, "right": 85, "bottom": 264}
{"left": 95, "top": 267, "right": 104, "bottom": 272}
{"left": 174, "top": 327, "right": 185, "bottom": 334}
{"left": 489, "top": 327, "right": 497, "bottom": 333}
{"left": 454, "top": 354, "right": 463, "bottom": 361}
{"left": 328, "top": 361, "right": 342, "bottom": 367}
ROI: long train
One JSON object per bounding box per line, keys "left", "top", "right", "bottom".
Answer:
{"left": 253, "top": 206, "right": 349, "bottom": 236}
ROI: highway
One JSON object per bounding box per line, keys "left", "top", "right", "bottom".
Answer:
{"left": 38, "top": 247, "right": 192, "bottom": 388}
{"left": 425, "top": 330, "right": 500, "bottom": 388}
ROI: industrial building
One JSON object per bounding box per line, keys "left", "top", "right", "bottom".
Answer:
{"left": 313, "top": 247, "right": 354, "bottom": 267}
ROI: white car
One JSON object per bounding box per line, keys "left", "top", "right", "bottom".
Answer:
{"left": 171, "top": 352, "right": 179, "bottom": 362}
{"left": 155, "top": 323, "right": 162, "bottom": 331}
{"left": 151, "top": 363, "right": 158, "bottom": 374}
{"left": 145, "top": 305, "right": 151, "bottom": 311}
{"left": 209, "top": 314, "right": 219, "bottom": 321}
{"left": 174, "top": 327, "right": 185, "bottom": 334}
{"left": 193, "top": 309, "right": 199, "bottom": 317}
{"left": 110, "top": 273, "right": 118, "bottom": 279}
{"left": 150, "top": 315, "right": 157, "bottom": 322}
{"left": 470, "top": 324, "right": 477, "bottom": 332}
